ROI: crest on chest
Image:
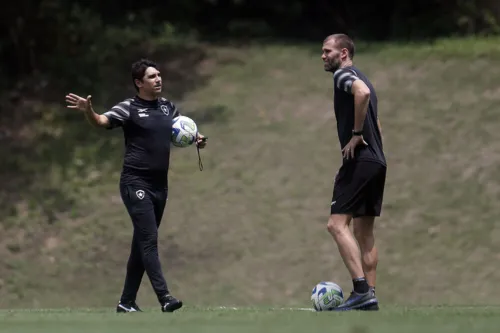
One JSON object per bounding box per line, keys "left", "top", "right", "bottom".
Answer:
{"left": 160, "top": 105, "right": 170, "bottom": 116}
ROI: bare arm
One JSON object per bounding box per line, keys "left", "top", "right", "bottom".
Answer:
{"left": 83, "top": 101, "right": 110, "bottom": 128}
{"left": 66, "top": 94, "right": 111, "bottom": 128}
{"left": 334, "top": 68, "right": 371, "bottom": 159}
{"left": 351, "top": 80, "right": 370, "bottom": 133}
{"left": 334, "top": 69, "right": 370, "bottom": 133}
{"left": 377, "top": 117, "right": 383, "bottom": 144}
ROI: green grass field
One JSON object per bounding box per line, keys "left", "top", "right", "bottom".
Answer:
{"left": 2, "top": 306, "right": 500, "bottom": 333}
{"left": 2, "top": 36, "right": 500, "bottom": 320}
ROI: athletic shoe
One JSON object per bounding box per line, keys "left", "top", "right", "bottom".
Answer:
{"left": 116, "top": 300, "right": 142, "bottom": 313}
{"left": 160, "top": 294, "right": 183, "bottom": 312}
{"left": 333, "top": 288, "right": 378, "bottom": 311}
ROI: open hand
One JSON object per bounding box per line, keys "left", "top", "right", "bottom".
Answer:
{"left": 65, "top": 93, "right": 92, "bottom": 112}
{"left": 342, "top": 135, "right": 368, "bottom": 160}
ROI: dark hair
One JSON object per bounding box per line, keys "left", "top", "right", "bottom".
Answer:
{"left": 131, "top": 59, "right": 158, "bottom": 91}
{"left": 324, "top": 34, "right": 355, "bottom": 59}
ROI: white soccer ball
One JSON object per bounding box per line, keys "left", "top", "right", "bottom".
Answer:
{"left": 171, "top": 116, "right": 198, "bottom": 148}
{"left": 311, "top": 281, "right": 344, "bottom": 311}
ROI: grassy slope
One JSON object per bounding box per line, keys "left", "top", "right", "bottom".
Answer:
{"left": 1, "top": 37, "right": 500, "bottom": 309}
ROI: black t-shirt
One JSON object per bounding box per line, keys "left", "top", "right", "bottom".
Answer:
{"left": 333, "top": 66, "right": 386, "bottom": 166}
{"left": 103, "top": 95, "right": 181, "bottom": 187}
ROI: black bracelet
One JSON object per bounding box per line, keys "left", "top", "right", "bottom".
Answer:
{"left": 352, "top": 130, "right": 363, "bottom": 136}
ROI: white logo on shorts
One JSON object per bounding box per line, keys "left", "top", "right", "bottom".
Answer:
{"left": 136, "top": 190, "right": 145, "bottom": 200}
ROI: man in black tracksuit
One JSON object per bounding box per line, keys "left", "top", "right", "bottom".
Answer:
{"left": 65, "top": 59, "right": 206, "bottom": 313}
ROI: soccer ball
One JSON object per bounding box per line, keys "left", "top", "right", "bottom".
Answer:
{"left": 311, "top": 281, "right": 344, "bottom": 311}
{"left": 171, "top": 116, "right": 198, "bottom": 148}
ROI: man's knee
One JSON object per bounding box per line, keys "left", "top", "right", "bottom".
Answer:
{"left": 353, "top": 227, "right": 364, "bottom": 242}
{"left": 137, "top": 230, "right": 159, "bottom": 255}
{"left": 327, "top": 214, "right": 352, "bottom": 236}
{"left": 353, "top": 216, "right": 376, "bottom": 245}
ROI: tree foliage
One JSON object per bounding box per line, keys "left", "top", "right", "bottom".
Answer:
{"left": 1, "top": 0, "right": 499, "bottom": 83}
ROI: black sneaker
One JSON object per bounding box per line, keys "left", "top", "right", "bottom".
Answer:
{"left": 360, "top": 287, "right": 379, "bottom": 311}
{"left": 160, "top": 294, "right": 183, "bottom": 313}
{"left": 333, "top": 288, "right": 378, "bottom": 311}
{"left": 116, "top": 300, "right": 143, "bottom": 313}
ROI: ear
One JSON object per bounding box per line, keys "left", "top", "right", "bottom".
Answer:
{"left": 134, "top": 78, "right": 143, "bottom": 88}
{"left": 341, "top": 48, "right": 349, "bottom": 61}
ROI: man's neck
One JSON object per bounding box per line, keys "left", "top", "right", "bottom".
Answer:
{"left": 340, "top": 60, "right": 353, "bottom": 68}
{"left": 137, "top": 92, "right": 157, "bottom": 101}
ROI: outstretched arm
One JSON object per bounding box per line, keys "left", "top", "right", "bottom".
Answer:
{"left": 65, "top": 94, "right": 110, "bottom": 128}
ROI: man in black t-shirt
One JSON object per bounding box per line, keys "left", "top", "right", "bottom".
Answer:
{"left": 321, "top": 34, "right": 386, "bottom": 311}
{"left": 65, "top": 59, "right": 206, "bottom": 313}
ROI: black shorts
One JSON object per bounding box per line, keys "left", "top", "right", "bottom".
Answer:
{"left": 330, "top": 160, "right": 386, "bottom": 217}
